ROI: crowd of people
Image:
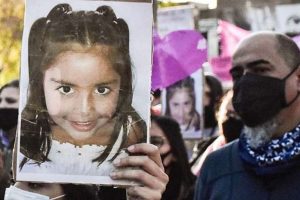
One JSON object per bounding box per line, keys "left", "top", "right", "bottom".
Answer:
{"left": 0, "top": 5, "right": 300, "bottom": 198}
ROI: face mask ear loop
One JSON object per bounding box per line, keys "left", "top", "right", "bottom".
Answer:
{"left": 283, "top": 66, "right": 299, "bottom": 81}
{"left": 285, "top": 91, "right": 300, "bottom": 107}
{"left": 50, "top": 194, "right": 66, "bottom": 200}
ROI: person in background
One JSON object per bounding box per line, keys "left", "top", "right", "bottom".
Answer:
{"left": 202, "top": 74, "right": 223, "bottom": 138}
{"left": 191, "top": 90, "right": 243, "bottom": 175}
{"left": 190, "top": 75, "right": 223, "bottom": 166}
{"left": 215, "top": 90, "right": 243, "bottom": 144}
{"left": 194, "top": 32, "right": 300, "bottom": 200}
{"left": 0, "top": 80, "right": 19, "bottom": 153}
{"left": 150, "top": 115, "right": 196, "bottom": 200}
{"left": 0, "top": 80, "right": 19, "bottom": 199}
{"left": 5, "top": 182, "right": 98, "bottom": 200}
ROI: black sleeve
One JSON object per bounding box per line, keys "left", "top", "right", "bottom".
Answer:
{"left": 98, "top": 186, "right": 127, "bottom": 200}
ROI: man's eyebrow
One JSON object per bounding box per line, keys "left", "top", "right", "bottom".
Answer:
{"left": 231, "top": 59, "right": 274, "bottom": 73}
{"left": 246, "top": 59, "right": 272, "bottom": 68}
{"left": 50, "top": 78, "right": 76, "bottom": 87}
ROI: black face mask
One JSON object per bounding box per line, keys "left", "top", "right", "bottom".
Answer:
{"left": 232, "top": 68, "right": 299, "bottom": 127}
{"left": 222, "top": 117, "right": 244, "bottom": 143}
{"left": 204, "top": 105, "right": 217, "bottom": 128}
{"left": 0, "top": 108, "right": 18, "bottom": 131}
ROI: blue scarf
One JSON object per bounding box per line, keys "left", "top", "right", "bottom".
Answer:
{"left": 239, "top": 123, "right": 300, "bottom": 175}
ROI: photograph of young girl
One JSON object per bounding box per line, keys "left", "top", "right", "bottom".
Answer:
{"left": 162, "top": 69, "right": 204, "bottom": 139}
{"left": 16, "top": 0, "right": 153, "bottom": 185}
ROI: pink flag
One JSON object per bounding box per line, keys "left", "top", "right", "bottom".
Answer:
{"left": 210, "top": 56, "right": 232, "bottom": 81}
{"left": 219, "top": 20, "right": 250, "bottom": 57}
{"left": 210, "top": 20, "right": 250, "bottom": 81}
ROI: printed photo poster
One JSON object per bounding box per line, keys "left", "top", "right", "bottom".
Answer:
{"left": 162, "top": 69, "right": 204, "bottom": 139}
{"left": 276, "top": 4, "right": 300, "bottom": 34}
{"left": 157, "top": 5, "right": 195, "bottom": 37}
{"left": 16, "top": 0, "right": 153, "bottom": 186}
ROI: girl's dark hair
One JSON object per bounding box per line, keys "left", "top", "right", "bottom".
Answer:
{"left": 20, "top": 4, "right": 146, "bottom": 167}
{"left": 165, "top": 76, "right": 200, "bottom": 131}
{"left": 151, "top": 115, "right": 196, "bottom": 199}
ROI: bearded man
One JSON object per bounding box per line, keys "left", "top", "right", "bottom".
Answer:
{"left": 194, "top": 32, "right": 300, "bottom": 200}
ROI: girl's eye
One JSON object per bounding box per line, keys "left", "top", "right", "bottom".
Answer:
{"left": 95, "top": 87, "right": 110, "bottom": 95}
{"left": 57, "top": 86, "right": 74, "bottom": 95}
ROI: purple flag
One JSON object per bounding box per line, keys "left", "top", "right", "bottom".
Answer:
{"left": 152, "top": 30, "right": 207, "bottom": 90}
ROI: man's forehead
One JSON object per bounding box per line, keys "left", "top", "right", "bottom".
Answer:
{"left": 232, "top": 35, "right": 279, "bottom": 67}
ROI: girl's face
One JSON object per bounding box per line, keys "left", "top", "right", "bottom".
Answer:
{"left": 43, "top": 48, "right": 121, "bottom": 142}
{"left": 169, "top": 88, "right": 193, "bottom": 126}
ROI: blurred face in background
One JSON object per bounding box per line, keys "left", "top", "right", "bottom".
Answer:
{"left": 217, "top": 91, "right": 235, "bottom": 126}
{"left": 150, "top": 121, "right": 174, "bottom": 168}
{"left": 0, "top": 85, "right": 19, "bottom": 132}
{"left": 11, "top": 182, "right": 65, "bottom": 199}
{"left": 168, "top": 88, "right": 193, "bottom": 127}
{"left": 217, "top": 91, "right": 243, "bottom": 143}
{"left": 0, "top": 86, "right": 19, "bottom": 109}
{"left": 203, "top": 82, "right": 211, "bottom": 107}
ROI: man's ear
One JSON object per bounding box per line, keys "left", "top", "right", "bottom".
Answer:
{"left": 297, "top": 67, "right": 300, "bottom": 91}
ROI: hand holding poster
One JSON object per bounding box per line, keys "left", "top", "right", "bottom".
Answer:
{"left": 16, "top": 0, "right": 152, "bottom": 186}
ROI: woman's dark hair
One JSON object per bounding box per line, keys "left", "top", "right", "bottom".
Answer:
{"left": 204, "top": 74, "right": 223, "bottom": 129}
{"left": 20, "top": 4, "right": 146, "bottom": 167}
{"left": 204, "top": 75, "right": 223, "bottom": 106}
{"left": 0, "top": 80, "right": 19, "bottom": 93}
{"left": 151, "top": 115, "right": 195, "bottom": 199}
{"left": 165, "top": 76, "right": 200, "bottom": 131}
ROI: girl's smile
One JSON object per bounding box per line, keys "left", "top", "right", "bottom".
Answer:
{"left": 69, "top": 120, "right": 97, "bottom": 132}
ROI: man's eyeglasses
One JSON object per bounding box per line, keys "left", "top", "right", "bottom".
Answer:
{"left": 150, "top": 136, "right": 165, "bottom": 148}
